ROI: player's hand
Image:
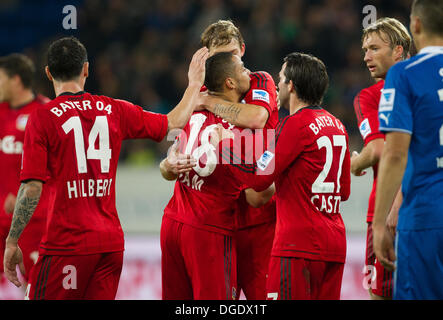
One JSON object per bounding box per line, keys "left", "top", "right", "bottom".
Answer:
{"left": 4, "top": 193, "right": 16, "bottom": 214}
{"left": 372, "top": 224, "right": 396, "bottom": 272}
{"left": 210, "top": 124, "right": 234, "bottom": 148}
{"left": 3, "top": 241, "right": 26, "bottom": 288}
{"left": 350, "top": 151, "right": 367, "bottom": 176}
{"left": 188, "top": 47, "right": 209, "bottom": 87}
{"left": 386, "top": 206, "right": 399, "bottom": 237}
{"left": 194, "top": 91, "right": 209, "bottom": 111}
{"left": 165, "top": 140, "right": 197, "bottom": 175}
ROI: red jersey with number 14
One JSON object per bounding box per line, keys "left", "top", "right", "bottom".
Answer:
{"left": 21, "top": 92, "right": 168, "bottom": 255}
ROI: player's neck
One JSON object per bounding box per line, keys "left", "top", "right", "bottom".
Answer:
{"left": 415, "top": 35, "right": 443, "bottom": 52}
{"left": 289, "top": 95, "right": 309, "bottom": 115}
{"left": 53, "top": 80, "right": 84, "bottom": 97}
{"left": 208, "top": 90, "right": 240, "bottom": 103}
{"left": 9, "top": 89, "right": 35, "bottom": 109}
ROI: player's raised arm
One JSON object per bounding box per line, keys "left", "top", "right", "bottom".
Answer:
{"left": 167, "top": 47, "right": 209, "bottom": 130}
{"left": 200, "top": 94, "right": 269, "bottom": 129}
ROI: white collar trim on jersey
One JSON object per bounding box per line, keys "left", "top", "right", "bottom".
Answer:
{"left": 419, "top": 46, "right": 443, "bottom": 54}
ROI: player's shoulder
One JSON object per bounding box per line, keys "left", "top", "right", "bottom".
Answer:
{"left": 357, "top": 80, "right": 384, "bottom": 99}
{"left": 249, "top": 71, "right": 276, "bottom": 87}
{"left": 35, "top": 94, "right": 51, "bottom": 105}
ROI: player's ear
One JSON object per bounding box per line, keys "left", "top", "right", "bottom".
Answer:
{"left": 45, "top": 66, "right": 53, "bottom": 82}
{"left": 410, "top": 15, "right": 421, "bottom": 36}
{"left": 288, "top": 80, "right": 295, "bottom": 93}
{"left": 393, "top": 45, "right": 404, "bottom": 61}
{"left": 240, "top": 43, "right": 246, "bottom": 57}
{"left": 83, "top": 62, "right": 89, "bottom": 78}
{"left": 225, "top": 77, "right": 235, "bottom": 90}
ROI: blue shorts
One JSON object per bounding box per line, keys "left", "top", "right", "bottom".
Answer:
{"left": 394, "top": 228, "right": 443, "bottom": 299}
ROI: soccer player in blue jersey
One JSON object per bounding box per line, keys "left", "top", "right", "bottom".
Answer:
{"left": 373, "top": 0, "right": 443, "bottom": 300}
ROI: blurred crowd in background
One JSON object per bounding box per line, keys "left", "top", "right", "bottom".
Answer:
{"left": 0, "top": 0, "right": 412, "bottom": 165}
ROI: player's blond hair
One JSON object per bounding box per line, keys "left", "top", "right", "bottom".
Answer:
{"left": 362, "top": 17, "right": 412, "bottom": 59}
{"left": 201, "top": 20, "right": 244, "bottom": 50}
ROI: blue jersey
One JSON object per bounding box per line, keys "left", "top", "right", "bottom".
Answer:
{"left": 379, "top": 46, "right": 443, "bottom": 231}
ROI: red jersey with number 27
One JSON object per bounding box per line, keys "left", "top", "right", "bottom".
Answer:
{"left": 226, "top": 107, "right": 351, "bottom": 263}
{"left": 353, "top": 80, "right": 385, "bottom": 222}
{"left": 20, "top": 92, "right": 168, "bottom": 255}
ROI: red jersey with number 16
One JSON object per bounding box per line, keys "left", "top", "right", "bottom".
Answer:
{"left": 20, "top": 92, "right": 168, "bottom": 255}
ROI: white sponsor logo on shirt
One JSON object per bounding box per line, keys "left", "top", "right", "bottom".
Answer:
{"left": 379, "top": 88, "right": 395, "bottom": 112}
{"left": 257, "top": 150, "right": 274, "bottom": 171}
{"left": 379, "top": 113, "right": 390, "bottom": 126}
{"left": 359, "top": 118, "right": 372, "bottom": 139}
{"left": 0, "top": 135, "right": 23, "bottom": 154}
{"left": 252, "top": 89, "right": 270, "bottom": 104}
{"left": 16, "top": 114, "right": 29, "bottom": 131}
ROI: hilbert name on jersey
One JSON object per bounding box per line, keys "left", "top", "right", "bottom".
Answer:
{"left": 67, "top": 178, "right": 113, "bottom": 199}
{"left": 51, "top": 100, "right": 112, "bottom": 117}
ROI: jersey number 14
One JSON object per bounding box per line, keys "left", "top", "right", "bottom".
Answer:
{"left": 62, "top": 116, "right": 112, "bottom": 174}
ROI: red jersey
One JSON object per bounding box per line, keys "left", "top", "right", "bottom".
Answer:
{"left": 164, "top": 111, "right": 245, "bottom": 235}
{"left": 20, "top": 91, "right": 168, "bottom": 255}
{"left": 237, "top": 71, "right": 279, "bottom": 228}
{"left": 0, "top": 95, "right": 52, "bottom": 227}
{"left": 353, "top": 80, "right": 385, "bottom": 222}
{"left": 225, "top": 107, "right": 351, "bottom": 263}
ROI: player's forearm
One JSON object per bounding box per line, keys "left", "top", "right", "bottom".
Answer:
{"left": 245, "top": 183, "right": 275, "bottom": 208}
{"left": 167, "top": 84, "right": 201, "bottom": 130}
{"left": 351, "top": 139, "right": 383, "bottom": 174}
{"left": 6, "top": 181, "right": 42, "bottom": 244}
{"left": 159, "top": 158, "right": 178, "bottom": 181}
{"left": 373, "top": 148, "right": 407, "bottom": 229}
{"left": 206, "top": 98, "right": 268, "bottom": 129}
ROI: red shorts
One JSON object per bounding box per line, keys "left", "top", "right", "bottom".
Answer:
{"left": 236, "top": 221, "right": 275, "bottom": 300}
{"left": 266, "top": 256, "right": 344, "bottom": 300}
{"left": 25, "top": 251, "right": 123, "bottom": 300}
{"left": 365, "top": 222, "right": 393, "bottom": 298}
{"left": 0, "top": 220, "right": 44, "bottom": 281}
{"left": 161, "top": 216, "right": 237, "bottom": 300}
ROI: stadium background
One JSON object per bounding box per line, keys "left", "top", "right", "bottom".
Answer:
{"left": 0, "top": 0, "right": 412, "bottom": 299}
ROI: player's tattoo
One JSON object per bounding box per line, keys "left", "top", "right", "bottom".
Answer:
{"left": 8, "top": 182, "right": 42, "bottom": 241}
{"left": 213, "top": 103, "right": 241, "bottom": 123}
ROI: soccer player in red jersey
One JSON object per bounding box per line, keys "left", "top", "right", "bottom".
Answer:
{"left": 214, "top": 52, "right": 351, "bottom": 300}
{"left": 159, "top": 51, "right": 274, "bottom": 299}
{"left": 199, "top": 20, "right": 279, "bottom": 300}
{"left": 351, "top": 18, "right": 411, "bottom": 300}
{"left": 0, "top": 54, "right": 54, "bottom": 285}
{"left": 3, "top": 37, "right": 208, "bottom": 299}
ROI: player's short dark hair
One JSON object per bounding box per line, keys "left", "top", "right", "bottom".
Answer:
{"left": 204, "top": 51, "right": 236, "bottom": 92}
{"left": 412, "top": 0, "right": 443, "bottom": 36}
{"left": 46, "top": 36, "right": 88, "bottom": 81}
{"left": 0, "top": 53, "right": 35, "bottom": 89}
{"left": 283, "top": 52, "right": 329, "bottom": 106}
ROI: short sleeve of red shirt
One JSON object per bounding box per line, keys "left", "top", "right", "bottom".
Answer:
{"left": 20, "top": 109, "right": 49, "bottom": 183}
{"left": 353, "top": 85, "right": 384, "bottom": 146}
{"left": 243, "top": 72, "right": 277, "bottom": 119}
{"left": 117, "top": 99, "right": 168, "bottom": 142}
